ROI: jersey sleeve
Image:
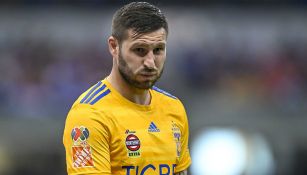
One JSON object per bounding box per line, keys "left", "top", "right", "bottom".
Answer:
{"left": 63, "top": 105, "right": 111, "bottom": 175}
{"left": 175, "top": 101, "right": 192, "bottom": 173}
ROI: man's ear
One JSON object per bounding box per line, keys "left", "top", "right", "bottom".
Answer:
{"left": 108, "top": 36, "right": 119, "bottom": 58}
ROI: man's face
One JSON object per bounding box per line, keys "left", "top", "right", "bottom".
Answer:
{"left": 117, "top": 28, "right": 167, "bottom": 89}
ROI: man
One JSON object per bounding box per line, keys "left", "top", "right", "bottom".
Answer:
{"left": 63, "top": 2, "right": 191, "bottom": 175}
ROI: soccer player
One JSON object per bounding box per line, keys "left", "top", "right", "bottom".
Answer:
{"left": 63, "top": 2, "right": 191, "bottom": 175}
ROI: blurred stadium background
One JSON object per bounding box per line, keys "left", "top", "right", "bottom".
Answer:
{"left": 0, "top": 0, "right": 307, "bottom": 175}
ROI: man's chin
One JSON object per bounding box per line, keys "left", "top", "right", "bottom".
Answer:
{"left": 133, "top": 80, "right": 155, "bottom": 90}
{"left": 135, "top": 83, "right": 154, "bottom": 90}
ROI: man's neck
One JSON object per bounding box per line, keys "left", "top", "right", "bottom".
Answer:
{"left": 107, "top": 72, "right": 151, "bottom": 105}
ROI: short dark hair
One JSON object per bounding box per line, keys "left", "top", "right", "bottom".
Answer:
{"left": 111, "top": 2, "right": 168, "bottom": 43}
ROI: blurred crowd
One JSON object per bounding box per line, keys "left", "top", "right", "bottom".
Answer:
{"left": 178, "top": 38, "right": 307, "bottom": 113}
{"left": 0, "top": 37, "right": 112, "bottom": 118}
{"left": 0, "top": 31, "right": 306, "bottom": 118}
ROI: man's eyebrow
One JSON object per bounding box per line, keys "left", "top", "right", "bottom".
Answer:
{"left": 131, "top": 43, "right": 147, "bottom": 47}
{"left": 131, "top": 42, "right": 166, "bottom": 47}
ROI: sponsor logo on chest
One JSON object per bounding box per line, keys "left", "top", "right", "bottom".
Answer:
{"left": 125, "top": 130, "right": 141, "bottom": 157}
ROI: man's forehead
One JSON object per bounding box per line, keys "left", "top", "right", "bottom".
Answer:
{"left": 126, "top": 28, "right": 167, "bottom": 43}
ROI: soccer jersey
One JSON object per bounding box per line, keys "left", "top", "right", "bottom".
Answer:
{"left": 63, "top": 78, "right": 191, "bottom": 175}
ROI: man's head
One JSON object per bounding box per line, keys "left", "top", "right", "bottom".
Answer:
{"left": 108, "top": 2, "right": 168, "bottom": 89}
{"left": 111, "top": 2, "right": 168, "bottom": 44}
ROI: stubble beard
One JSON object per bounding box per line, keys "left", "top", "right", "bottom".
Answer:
{"left": 117, "top": 50, "right": 163, "bottom": 90}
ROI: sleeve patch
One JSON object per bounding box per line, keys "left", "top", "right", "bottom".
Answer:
{"left": 71, "top": 126, "right": 94, "bottom": 168}
{"left": 72, "top": 146, "right": 94, "bottom": 168}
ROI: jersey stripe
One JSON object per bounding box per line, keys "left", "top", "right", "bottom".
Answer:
{"left": 83, "top": 84, "right": 107, "bottom": 104}
{"left": 152, "top": 86, "right": 177, "bottom": 99}
{"left": 90, "top": 89, "right": 111, "bottom": 105}
{"left": 80, "top": 81, "right": 102, "bottom": 103}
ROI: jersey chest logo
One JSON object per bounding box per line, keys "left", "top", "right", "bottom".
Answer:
{"left": 148, "top": 121, "right": 160, "bottom": 132}
{"left": 171, "top": 122, "right": 182, "bottom": 157}
{"left": 125, "top": 130, "right": 141, "bottom": 157}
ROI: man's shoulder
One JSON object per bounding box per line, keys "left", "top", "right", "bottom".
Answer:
{"left": 151, "top": 86, "right": 185, "bottom": 108}
{"left": 78, "top": 81, "right": 112, "bottom": 106}
{"left": 68, "top": 81, "right": 116, "bottom": 115}
{"left": 66, "top": 81, "right": 114, "bottom": 123}
{"left": 151, "top": 86, "right": 187, "bottom": 122}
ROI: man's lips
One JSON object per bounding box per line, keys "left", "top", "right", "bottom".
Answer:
{"left": 140, "top": 73, "right": 156, "bottom": 76}
{"left": 139, "top": 71, "right": 157, "bottom": 76}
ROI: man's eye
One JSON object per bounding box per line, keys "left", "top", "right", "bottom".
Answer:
{"left": 153, "top": 47, "right": 164, "bottom": 54}
{"left": 135, "top": 48, "right": 145, "bottom": 53}
{"left": 134, "top": 48, "right": 147, "bottom": 56}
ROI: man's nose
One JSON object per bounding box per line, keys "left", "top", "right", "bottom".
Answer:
{"left": 143, "top": 51, "right": 156, "bottom": 69}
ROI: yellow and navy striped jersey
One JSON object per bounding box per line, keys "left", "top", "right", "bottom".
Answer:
{"left": 63, "top": 78, "right": 191, "bottom": 175}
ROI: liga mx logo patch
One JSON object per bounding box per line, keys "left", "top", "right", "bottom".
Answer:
{"left": 71, "top": 126, "right": 94, "bottom": 168}
{"left": 71, "top": 126, "right": 89, "bottom": 145}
